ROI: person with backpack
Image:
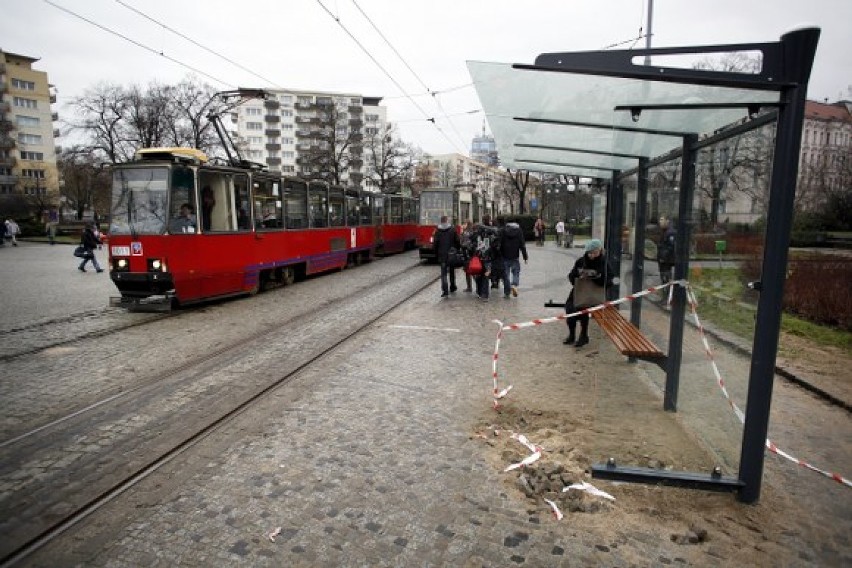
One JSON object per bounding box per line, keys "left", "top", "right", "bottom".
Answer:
{"left": 432, "top": 215, "right": 461, "bottom": 298}
{"left": 77, "top": 222, "right": 104, "bottom": 273}
{"left": 466, "top": 215, "right": 500, "bottom": 302}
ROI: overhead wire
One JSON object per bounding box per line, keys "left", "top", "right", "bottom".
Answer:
{"left": 349, "top": 0, "right": 470, "bottom": 151}
{"left": 314, "top": 0, "right": 466, "bottom": 154}
{"left": 113, "top": 0, "right": 283, "bottom": 88}
{"left": 42, "top": 0, "right": 234, "bottom": 88}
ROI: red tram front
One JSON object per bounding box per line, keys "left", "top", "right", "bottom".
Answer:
{"left": 416, "top": 187, "right": 493, "bottom": 262}
{"left": 107, "top": 148, "right": 405, "bottom": 310}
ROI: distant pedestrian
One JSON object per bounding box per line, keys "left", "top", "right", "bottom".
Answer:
{"left": 498, "top": 217, "right": 528, "bottom": 298}
{"left": 656, "top": 216, "right": 676, "bottom": 284}
{"left": 0, "top": 218, "right": 7, "bottom": 247}
{"left": 489, "top": 217, "right": 503, "bottom": 290}
{"left": 46, "top": 208, "right": 59, "bottom": 245}
{"left": 78, "top": 222, "right": 104, "bottom": 273}
{"left": 460, "top": 220, "right": 475, "bottom": 293}
{"left": 564, "top": 239, "right": 613, "bottom": 348}
{"left": 5, "top": 218, "right": 20, "bottom": 246}
{"left": 432, "top": 215, "right": 460, "bottom": 298}
{"left": 555, "top": 219, "right": 565, "bottom": 247}
{"left": 534, "top": 217, "right": 545, "bottom": 246}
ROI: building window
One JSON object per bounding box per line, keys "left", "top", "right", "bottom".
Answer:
{"left": 11, "top": 78, "right": 36, "bottom": 91}
{"left": 21, "top": 168, "right": 45, "bottom": 179}
{"left": 20, "top": 151, "right": 44, "bottom": 160}
{"left": 282, "top": 165, "right": 295, "bottom": 173}
{"left": 283, "top": 137, "right": 294, "bottom": 145}
{"left": 247, "top": 136, "right": 263, "bottom": 145}
{"left": 365, "top": 114, "right": 379, "bottom": 122}
{"left": 279, "top": 95, "right": 293, "bottom": 106}
{"left": 245, "top": 107, "right": 262, "bottom": 116}
{"left": 282, "top": 110, "right": 293, "bottom": 118}
{"left": 13, "top": 97, "right": 38, "bottom": 109}
{"left": 246, "top": 122, "right": 263, "bottom": 131}
{"left": 282, "top": 124, "right": 293, "bottom": 130}
{"left": 282, "top": 151, "right": 294, "bottom": 159}
{"left": 18, "top": 133, "right": 43, "bottom": 144}
{"left": 16, "top": 115, "right": 40, "bottom": 128}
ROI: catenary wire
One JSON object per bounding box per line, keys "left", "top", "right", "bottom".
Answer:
{"left": 114, "top": 0, "right": 283, "bottom": 88}
{"left": 42, "top": 0, "right": 234, "bottom": 88}
{"left": 314, "top": 0, "right": 466, "bottom": 154}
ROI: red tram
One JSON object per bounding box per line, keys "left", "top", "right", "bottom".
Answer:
{"left": 416, "top": 186, "right": 495, "bottom": 262}
{"left": 107, "top": 147, "right": 417, "bottom": 310}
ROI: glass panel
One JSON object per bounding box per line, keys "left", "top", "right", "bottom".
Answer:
{"left": 199, "top": 171, "right": 243, "bottom": 232}
{"left": 329, "top": 187, "right": 345, "bottom": 227}
{"left": 418, "top": 190, "right": 454, "bottom": 225}
{"left": 235, "top": 175, "right": 251, "bottom": 230}
{"left": 467, "top": 60, "right": 780, "bottom": 175}
{"left": 254, "top": 176, "right": 283, "bottom": 229}
{"left": 110, "top": 166, "right": 170, "bottom": 235}
{"left": 284, "top": 180, "right": 308, "bottom": 229}
{"left": 346, "top": 195, "right": 359, "bottom": 226}
{"left": 359, "top": 193, "right": 373, "bottom": 225}
{"left": 308, "top": 182, "right": 328, "bottom": 228}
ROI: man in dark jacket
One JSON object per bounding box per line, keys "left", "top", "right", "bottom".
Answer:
{"left": 78, "top": 222, "right": 104, "bottom": 273}
{"left": 498, "top": 218, "right": 528, "bottom": 298}
{"left": 433, "top": 215, "right": 461, "bottom": 297}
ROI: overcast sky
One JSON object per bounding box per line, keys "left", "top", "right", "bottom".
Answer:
{"left": 2, "top": 0, "right": 850, "bottom": 156}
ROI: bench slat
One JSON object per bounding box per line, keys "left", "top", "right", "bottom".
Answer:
{"left": 591, "top": 306, "right": 665, "bottom": 359}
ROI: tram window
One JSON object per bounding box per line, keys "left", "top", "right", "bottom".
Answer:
{"left": 235, "top": 176, "right": 251, "bottom": 230}
{"left": 328, "top": 187, "right": 345, "bottom": 227}
{"left": 169, "top": 166, "right": 197, "bottom": 234}
{"left": 308, "top": 182, "right": 328, "bottom": 228}
{"left": 359, "top": 193, "right": 373, "bottom": 225}
{"left": 253, "top": 177, "right": 283, "bottom": 229}
{"left": 197, "top": 171, "right": 246, "bottom": 233}
{"left": 389, "top": 196, "right": 403, "bottom": 223}
{"left": 403, "top": 197, "right": 415, "bottom": 223}
{"left": 113, "top": 166, "right": 169, "bottom": 235}
{"left": 284, "top": 179, "right": 308, "bottom": 229}
{"left": 345, "top": 195, "right": 358, "bottom": 226}
{"left": 373, "top": 196, "right": 384, "bottom": 224}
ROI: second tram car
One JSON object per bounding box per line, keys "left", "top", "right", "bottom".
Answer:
{"left": 107, "top": 147, "right": 417, "bottom": 310}
{"left": 416, "top": 186, "right": 495, "bottom": 262}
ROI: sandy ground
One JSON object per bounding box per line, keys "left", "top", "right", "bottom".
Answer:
{"left": 470, "top": 316, "right": 851, "bottom": 566}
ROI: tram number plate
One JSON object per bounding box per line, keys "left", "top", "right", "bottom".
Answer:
{"left": 111, "top": 246, "right": 131, "bottom": 257}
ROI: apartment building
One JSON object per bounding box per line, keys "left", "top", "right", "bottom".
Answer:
{"left": 422, "top": 152, "right": 515, "bottom": 213}
{"left": 231, "top": 89, "right": 386, "bottom": 190}
{"left": 798, "top": 99, "right": 852, "bottom": 210}
{"left": 0, "top": 50, "right": 59, "bottom": 201}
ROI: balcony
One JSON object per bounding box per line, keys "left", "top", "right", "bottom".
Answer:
{"left": 49, "top": 93, "right": 56, "bottom": 104}
{"left": 295, "top": 115, "right": 312, "bottom": 124}
{"left": 0, "top": 101, "right": 10, "bottom": 114}
{"left": 266, "top": 157, "right": 281, "bottom": 166}
{"left": 295, "top": 102, "right": 314, "bottom": 109}
{"left": 296, "top": 143, "right": 312, "bottom": 151}
{"left": 0, "top": 137, "right": 15, "bottom": 149}
{"left": 349, "top": 118, "right": 363, "bottom": 127}
{"left": 265, "top": 143, "right": 281, "bottom": 151}
{"left": 264, "top": 129, "right": 280, "bottom": 138}
{"left": 0, "top": 119, "right": 14, "bottom": 133}
{"left": 53, "top": 128, "right": 61, "bottom": 138}
{"left": 52, "top": 112, "right": 59, "bottom": 121}
{"left": 296, "top": 129, "right": 311, "bottom": 137}
{"left": 263, "top": 99, "right": 280, "bottom": 110}
{"left": 264, "top": 115, "right": 280, "bottom": 123}
{"left": 0, "top": 174, "right": 17, "bottom": 184}
{"left": 348, "top": 104, "right": 362, "bottom": 114}
{"left": 0, "top": 156, "right": 15, "bottom": 167}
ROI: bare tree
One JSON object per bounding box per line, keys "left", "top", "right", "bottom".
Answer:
{"left": 163, "top": 78, "right": 223, "bottom": 154}
{"left": 57, "top": 146, "right": 111, "bottom": 219}
{"left": 365, "top": 124, "right": 416, "bottom": 193}
{"left": 506, "top": 168, "right": 531, "bottom": 214}
{"left": 68, "top": 83, "right": 134, "bottom": 163}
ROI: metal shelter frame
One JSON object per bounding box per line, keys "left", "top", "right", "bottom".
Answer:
{"left": 468, "top": 28, "right": 820, "bottom": 502}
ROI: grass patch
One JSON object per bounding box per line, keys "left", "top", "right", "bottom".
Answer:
{"left": 686, "top": 267, "right": 852, "bottom": 355}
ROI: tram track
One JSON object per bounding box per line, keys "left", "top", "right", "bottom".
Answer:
{"left": 0, "top": 258, "right": 438, "bottom": 566}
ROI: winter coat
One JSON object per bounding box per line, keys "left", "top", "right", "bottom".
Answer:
{"left": 81, "top": 227, "right": 102, "bottom": 251}
{"left": 567, "top": 252, "right": 614, "bottom": 306}
{"left": 432, "top": 222, "right": 460, "bottom": 263}
{"left": 499, "top": 222, "right": 528, "bottom": 261}
{"left": 657, "top": 226, "right": 676, "bottom": 265}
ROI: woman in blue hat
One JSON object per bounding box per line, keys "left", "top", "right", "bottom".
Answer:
{"left": 564, "top": 239, "right": 614, "bottom": 347}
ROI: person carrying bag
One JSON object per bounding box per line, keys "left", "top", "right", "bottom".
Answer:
{"left": 563, "top": 239, "right": 613, "bottom": 347}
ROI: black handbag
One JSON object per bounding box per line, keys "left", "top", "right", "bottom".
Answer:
{"left": 73, "top": 245, "right": 86, "bottom": 258}
{"left": 572, "top": 277, "right": 606, "bottom": 308}
{"left": 447, "top": 247, "right": 466, "bottom": 268}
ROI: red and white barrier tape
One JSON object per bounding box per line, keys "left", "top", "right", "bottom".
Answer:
{"left": 685, "top": 287, "right": 851, "bottom": 488}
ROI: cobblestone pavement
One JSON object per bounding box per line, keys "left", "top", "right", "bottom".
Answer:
{"left": 4, "top": 243, "right": 849, "bottom": 566}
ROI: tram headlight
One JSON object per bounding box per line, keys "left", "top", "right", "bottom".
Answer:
{"left": 112, "top": 258, "right": 130, "bottom": 272}
{"left": 147, "top": 258, "right": 168, "bottom": 273}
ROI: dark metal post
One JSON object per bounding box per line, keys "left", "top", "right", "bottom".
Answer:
{"left": 631, "top": 158, "right": 650, "bottom": 328}
{"left": 608, "top": 170, "right": 623, "bottom": 299}
{"left": 664, "top": 135, "right": 697, "bottom": 411}
{"left": 738, "top": 29, "right": 819, "bottom": 504}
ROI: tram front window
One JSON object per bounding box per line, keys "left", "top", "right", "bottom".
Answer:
{"left": 110, "top": 167, "right": 170, "bottom": 235}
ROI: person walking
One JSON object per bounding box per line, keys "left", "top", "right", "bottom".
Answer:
{"left": 498, "top": 217, "right": 528, "bottom": 298}
{"left": 563, "top": 239, "right": 613, "bottom": 348}
{"left": 489, "top": 217, "right": 504, "bottom": 290}
{"left": 432, "top": 215, "right": 460, "bottom": 298}
{"left": 467, "top": 215, "right": 500, "bottom": 301}
{"left": 0, "top": 218, "right": 7, "bottom": 247}
{"left": 4, "top": 218, "right": 20, "bottom": 246}
{"left": 534, "top": 217, "right": 545, "bottom": 246}
{"left": 78, "top": 222, "right": 104, "bottom": 273}
{"left": 460, "top": 220, "right": 475, "bottom": 293}
{"left": 656, "top": 216, "right": 676, "bottom": 284}
{"left": 555, "top": 219, "right": 565, "bottom": 247}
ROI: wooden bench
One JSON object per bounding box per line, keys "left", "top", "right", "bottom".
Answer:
{"left": 591, "top": 305, "right": 665, "bottom": 361}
